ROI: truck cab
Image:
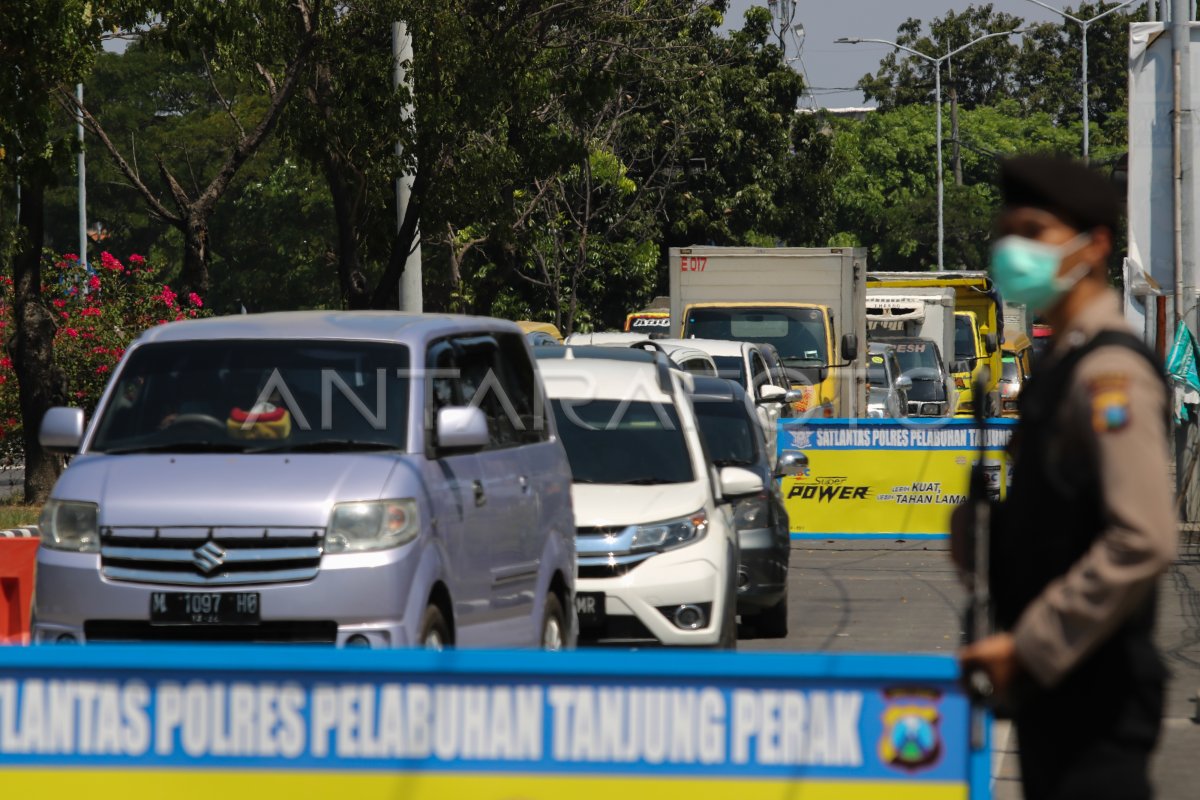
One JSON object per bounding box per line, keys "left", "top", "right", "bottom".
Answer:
{"left": 952, "top": 310, "right": 1000, "bottom": 416}
{"left": 669, "top": 247, "right": 867, "bottom": 418}
{"left": 867, "top": 272, "right": 1002, "bottom": 418}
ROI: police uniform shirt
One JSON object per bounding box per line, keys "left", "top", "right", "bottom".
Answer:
{"left": 1010, "top": 289, "right": 1177, "bottom": 688}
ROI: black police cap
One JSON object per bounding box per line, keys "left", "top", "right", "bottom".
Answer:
{"left": 999, "top": 154, "right": 1122, "bottom": 232}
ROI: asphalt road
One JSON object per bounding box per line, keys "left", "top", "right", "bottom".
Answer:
{"left": 743, "top": 538, "right": 1200, "bottom": 799}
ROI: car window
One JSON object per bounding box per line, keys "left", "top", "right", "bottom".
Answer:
{"left": 712, "top": 355, "right": 746, "bottom": 384}
{"left": 494, "top": 333, "right": 549, "bottom": 443}
{"left": 954, "top": 316, "right": 977, "bottom": 363}
{"left": 692, "top": 399, "right": 759, "bottom": 468}
{"left": 1001, "top": 357, "right": 1019, "bottom": 382}
{"left": 91, "top": 339, "right": 411, "bottom": 454}
{"left": 427, "top": 334, "right": 546, "bottom": 450}
{"left": 867, "top": 354, "right": 887, "bottom": 386}
{"left": 550, "top": 399, "right": 694, "bottom": 485}
{"left": 680, "top": 357, "right": 716, "bottom": 376}
{"left": 749, "top": 350, "right": 770, "bottom": 392}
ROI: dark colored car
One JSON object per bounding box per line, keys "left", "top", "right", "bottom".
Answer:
{"left": 687, "top": 376, "right": 790, "bottom": 638}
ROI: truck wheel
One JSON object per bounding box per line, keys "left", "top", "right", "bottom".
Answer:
{"left": 752, "top": 595, "right": 789, "bottom": 639}
{"left": 419, "top": 604, "right": 451, "bottom": 650}
{"left": 541, "top": 594, "right": 566, "bottom": 651}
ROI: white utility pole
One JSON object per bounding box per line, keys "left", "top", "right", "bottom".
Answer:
{"left": 76, "top": 83, "right": 87, "bottom": 270}
{"left": 1172, "top": 0, "right": 1195, "bottom": 331}
{"left": 392, "top": 21, "right": 422, "bottom": 312}
{"left": 837, "top": 29, "right": 1025, "bottom": 270}
{"left": 1022, "top": 1, "right": 1140, "bottom": 164}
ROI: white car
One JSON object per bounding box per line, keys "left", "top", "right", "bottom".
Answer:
{"left": 663, "top": 338, "right": 796, "bottom": 465}
{"left": 562, "top": 333, "right": 719, "bottom": 377}
{"left": 535, "top": 346, "right": 763, "bottom": 648}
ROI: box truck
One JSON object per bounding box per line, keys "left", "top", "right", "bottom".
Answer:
{"left": 669, "top": 246, "right": 866, "bottom": 417}
{"left": 867, "top": 272, "right": 1003, "bottom": 417}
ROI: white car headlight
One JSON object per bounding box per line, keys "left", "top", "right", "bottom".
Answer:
{"left": 326, "top": 499, "right": 420, "bottom": 554}
{"left": 628, "top": 511, "right": 708, "bottom": 553}
{"left": 39, "top": 500, "right": 100, "bottom": 553}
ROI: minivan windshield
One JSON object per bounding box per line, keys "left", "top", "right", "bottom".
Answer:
{"left": 692, "top": 401, "right": 758, "bottom": 468}
{"left": 90, "top": 340, "right": 411, "bottom": 454}
{"left": 685, "top": 306, "right": 827, "bottom": 368}
{"left": 550, "top": 399, "right": 694, "bottom": 484}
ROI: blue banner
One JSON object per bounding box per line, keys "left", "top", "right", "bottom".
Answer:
{"left": 0, "top": 646, "right": 990, "bottom": 799}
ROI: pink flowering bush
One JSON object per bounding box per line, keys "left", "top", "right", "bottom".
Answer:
{"left": 0, "top": 251, "right": 211, "bottom": 460}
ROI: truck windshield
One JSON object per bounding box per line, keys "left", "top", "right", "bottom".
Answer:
{"left": 550, "top": 399, "right": 694, "bottom": 485}
{"left": 892, "top": 342, "right": 941, "bottom": 378}
{"left": 685, "top": 307, "right": 828, "bottom": 367}
{"left": 90, "top": 340, "right": 411, "bottom": 454}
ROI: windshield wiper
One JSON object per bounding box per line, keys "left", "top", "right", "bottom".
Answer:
{"left": 613, "top": 477, "right": 678, "bottom": 485}
{"left": 249, "top": 439, "right": 399, "bottom": 454}
{"left": 98, "top": 441, "right": 250, "bottom": 455}
{"left": 712, "top": 458, "right": 753, "bottom": 468}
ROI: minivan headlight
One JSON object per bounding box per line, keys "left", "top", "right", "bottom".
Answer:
{"left": 39, "top": 500, "right": 100, "bottom": 553}
{"left": 326, "top": 499, "right": 420, "bottom": 554}
{"left": 629, "top": 511, "right": 707, "bottom": 553}
{"left": 734, "top": 495, "right": 770, "bottom": 530}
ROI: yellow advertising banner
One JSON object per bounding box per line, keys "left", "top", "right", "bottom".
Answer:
{"left": 778, "top": 420, "right": 1015, "bottom": 539}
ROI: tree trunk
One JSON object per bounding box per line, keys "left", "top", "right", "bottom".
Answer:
{"left": 179, "top": 213, "right": 211, "bottom": 298}
{"left": 10, "top": 176, "right": 65, "bottom": 504}
{"left": 321, "top": 156, "right": 369, "bottom": 309}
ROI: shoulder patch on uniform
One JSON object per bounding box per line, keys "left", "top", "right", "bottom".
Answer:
{"left": 1089, "top": 374, "right": 1131, "bottom": 433}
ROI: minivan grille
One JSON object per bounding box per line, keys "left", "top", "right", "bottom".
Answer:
{"left": 100, "top": 526, "right": 324, "bottom": 586}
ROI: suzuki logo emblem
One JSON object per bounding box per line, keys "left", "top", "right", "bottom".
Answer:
{"left": 192, "top": 541, "right": 226, "bottom": 574}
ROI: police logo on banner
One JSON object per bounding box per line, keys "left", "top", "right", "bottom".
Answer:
{"left": 878, "top": 688, "right": 943, "bottom": 772}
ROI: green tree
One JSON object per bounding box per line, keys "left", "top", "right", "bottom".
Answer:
{"left": 659, "top": 5, "right": 835, "bottom": 252}
{"left": 0, "top": 0, "right": 105, "bottom": 501}
{"left": 858, "top": 4, "right": 1027, "bottom": 111}
{"left": 74, "top": 0, "right": 321, "bottom": 297}
{"left": 829, "top": 102, "right": 1078, "bottom": 270}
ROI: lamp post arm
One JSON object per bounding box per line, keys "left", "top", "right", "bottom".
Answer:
{"left": 943, "top": 28, "right": 1027, "bottom": 62}
{"left": 1084, "top": 0, "right": 1140, "bottom": 25}
{"left": 1023, "top": 0, "right": 1082, "bottom": 25}
{"left": 838, "top": 37, "right": 938, "bottom": 64}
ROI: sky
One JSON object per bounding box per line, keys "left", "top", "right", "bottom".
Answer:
{"left": 723, "top": 0, "right": 1150, "bottom": 108}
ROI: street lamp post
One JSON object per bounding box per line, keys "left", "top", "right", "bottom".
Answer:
{"left": 837, "top": 29, "right": 1024, "bottom": 270}
{"left": 1023, "top": 0, "right": 1140, "bottom": 163}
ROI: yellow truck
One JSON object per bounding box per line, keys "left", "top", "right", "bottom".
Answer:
{"left": 867, "top": 272, "right": 1003, "bottom": 417}
{"left": 669, "top": 247, "right": 866, "bottom": 417}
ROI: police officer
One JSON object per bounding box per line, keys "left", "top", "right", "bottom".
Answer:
{"left": 954, "top": 155, "right": 1177, "bottom": 799}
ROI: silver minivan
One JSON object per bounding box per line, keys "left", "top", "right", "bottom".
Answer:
{"left": 33, "top": 312, "right": 577, "bottom": 649}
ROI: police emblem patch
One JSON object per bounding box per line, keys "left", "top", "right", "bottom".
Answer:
{"left": 878, "top": 687, "right": 943, "bottom": 772}
{"left": 1089, "top": 375, "right": 1131, "bottom": 433}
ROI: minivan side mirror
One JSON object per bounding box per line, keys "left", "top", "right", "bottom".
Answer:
{"left": 896, "top": 375, "right": 913, "bottom": 392}
{"left": 435, "top": 406, "right": 490, "bottom": 452}
{"left": 840, "top": 333, "right": 858, "bottom": 362}
{"left": 777, "top": 449, "right": 809, "bottom": 477}
{"left": 719, "top": 466, "right": 764, "bottom": 499}
{"left": 40, "top": 407, "right": 85, "bottom": 453}
{"left": 756, "top": 384, "right": 787, "bottom": 404}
